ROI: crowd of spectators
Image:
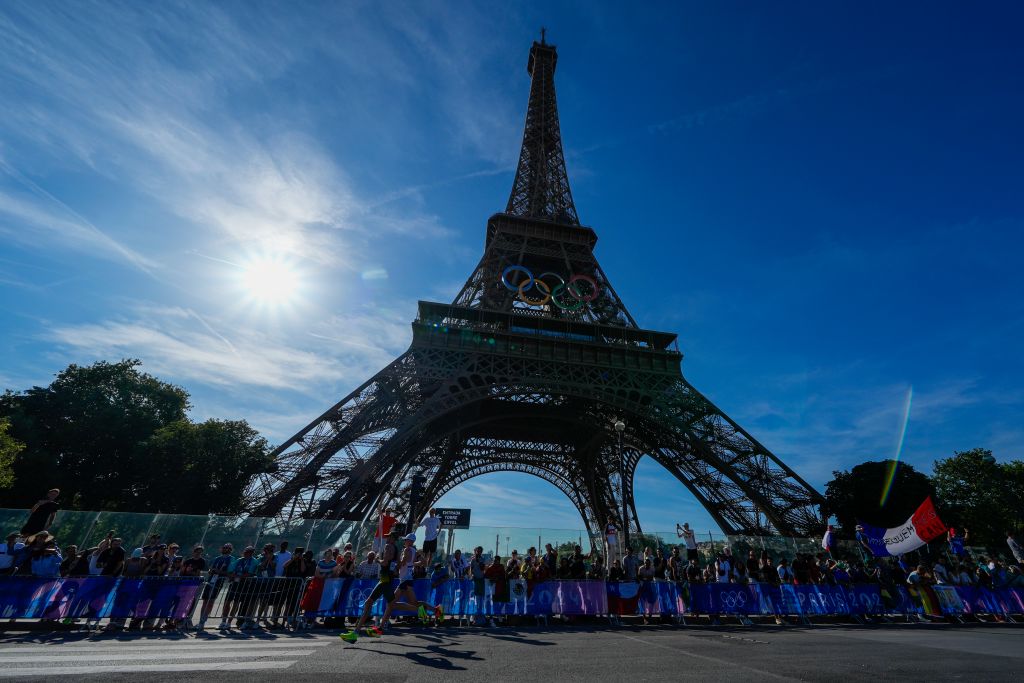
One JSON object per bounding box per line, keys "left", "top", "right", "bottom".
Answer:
{"left": 4, "top": 492, "right": 1023, "bottom": 629}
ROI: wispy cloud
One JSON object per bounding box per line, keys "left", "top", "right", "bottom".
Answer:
{"left": 46, "top": 302, "right": 412, "bottom": 394}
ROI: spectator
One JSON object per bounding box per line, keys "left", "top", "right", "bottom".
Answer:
{"left": 733, "top": 561, "right": 750, "bottom": 585}
{"left": 758, "top": 555, "right": 778, "bottom": 585}
{"left": 334, "top": 551, "right": 355, "bottom": 578}
{"left": 448, "top": 548, "right": 467, "bottom": 579}
{"left": 557, "top": 557, "right": 573, "bottom": 579}
{"left": 98, "top": 537, "right": 126, "bottom": 576}
{"left": 183, "top": 546, "right": 207, "bottom": 577}
{"left": 316, "top": 549, "right": 337, "bottom": 577}
{"left": 66, "top": 546, "right": 93, "bottom": 576}
{"left": 58, "top": 544, "right": 78, "bottom": 577}
{"left": 947, "top": 527, "right": 969, "bottom": 559}
{"left": 506, "top": 550, "right": 521, "bottom": 576}
{"left": 286, "top": 547, "right": 316, "bottom": 578}
{"left": 372, "top": 506, "right": 398, "bottom": 553}
{"left": 429, "top": 561, "right": 450, "bottom": 612}
{"left": 654, "top": 549, "right": 668, "bottom": 579}
{"left": 30, "top": 538, "right": 62, "bottom": 578}
{"left": 1007, "top": 531, "right": 1024, "bottom": 566}
{"left": 676, "top": 522, "right": 698, "bottom": 562}
{"left": 608, "top": 558, "right": 625, "bottom": 581}
{"left": 570, "top": 546, "right": 587, "bottom": 579}
{"left": 638, "top": 557, "right": 655, "bottom": 581}
{"left": 274, "top": 541, "right": 292, "bottom": 577}
{"left": 470, "top": 546, "right": 487, "bottom": 625}
{"left": 196, "top": 543, "right": 235, "bottom": 630}
{"left": 145, "top": 545, "right": 169, "bottom": 576}
{"left": 420, "top": 509, "right": 442, "bottom": 566}
{"left": 588, "top": 556, "right": 606, "bottom": 580}
{"left": 854, "top": 525, "right": 873, "bottom": 557}
{"left": 668, "top": 547, "right": 683, "bottom": 581}
{"left": 685, "top": 557, "right": 702, "bottom": 583}
{"left": 534, "top": 554, "right": 551, "bottom": 581}
{"left": 0, "top": 532, "right": 24, "bottom": 574}
{"left": 123, "top": 548, "right": 147, "bottom": 577}
{"left": 777, "top": 558, "right": 793, "bottom": 584}
{"left": 141, "top": 533, "right": 162, "bottom": 556}
{"left": 21, "top": 489, "right": 60, "bottom": 538}
{"left": 166, "top": 543, "right": 182, "bottom": 568}
{"left": 622, "top": 547, "right": 639, "bottom": 580}
{"left": 543, "top": 543, "right": 558, "bottom": 575}
{"left": 715, "top": 552, "right": 731, "bottom": 584}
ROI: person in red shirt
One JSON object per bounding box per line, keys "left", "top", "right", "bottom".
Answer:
{"left": 372, "top": 507, "right": 397, "bottom": 553}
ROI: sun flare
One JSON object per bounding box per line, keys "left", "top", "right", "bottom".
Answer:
{"left": 239, "top": 256, "right": 301, "bottom": 307}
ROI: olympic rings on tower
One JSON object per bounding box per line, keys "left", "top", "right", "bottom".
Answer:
{"left": 500, "top": 265, "right": 601, "bottom": 309}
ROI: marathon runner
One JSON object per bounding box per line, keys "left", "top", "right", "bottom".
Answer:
{"left": 341, "top": 530, "right": 400, "bottom": 642}
{"left": 378, "top": 533, "right": 443, "bottom": 629}
{"left": 341, "top": 532, "right": 442, "bottom": 642}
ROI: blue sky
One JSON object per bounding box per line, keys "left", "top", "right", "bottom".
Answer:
{"left": 1, "top": 1, "right": 1022, "bottom": 534}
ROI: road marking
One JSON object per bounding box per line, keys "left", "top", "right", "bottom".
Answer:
{"left": 0, "top": 649, "right": 319, "bottom": 664}
{"left": 0, "top": 661, "right": 299, "bottom": 677}
{"left": 0, "top": 641, "right": 329, "bottom": 654}
{"left": 621, "top": 634, "right": 799, "bottom": 681}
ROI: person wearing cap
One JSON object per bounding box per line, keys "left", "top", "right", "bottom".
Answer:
{"left": 228, "top": 546, "right": 261, "bottom": 630}
{"left": 196, "top": 543, "right": 234, "bottom": 630}
{"left": 378, "top": 533, "right": 442, "bottom": 630}
{"left": 0, "top": 532, "right": 24, "bottom": 574}
{"left": 341, "top": 529, "right": 401, "bottom": 642}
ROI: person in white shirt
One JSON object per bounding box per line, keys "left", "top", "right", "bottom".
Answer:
{"left": 676, "top": 522, "right": 698, "bottom": 562}
{"left": 274, "top": 541, "right": 292, "bottom": 577}
{"left": 0, "top": 532, "right": 24, "bottom": 572}
{"left": 716, "top": 553, "right": 732, "bottom": 584}
{"left": 448, "top": 549, "right": 469, "bottom": 578}
{"left": 420, "top": 509, "right": 442, "bottom": 566}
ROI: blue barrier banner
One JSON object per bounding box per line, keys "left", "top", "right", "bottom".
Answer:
{"left": 107, "top": 578, "right": 202, "bottom": 619}
{"left": 0, "top": 578, "right": 60, "bottom": 618}
{"left": 311, "top": 579, "right": 608, "bottom": 617}
{"left": 955, "top": 586, "right": 1008, "bottom": 616}
{"left": 39, "top": 577, "right": 119, "bottom": 620}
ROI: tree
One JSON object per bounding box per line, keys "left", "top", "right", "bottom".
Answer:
{"left": 0, "top": 359, "right": 273, "bottom": 514}
{"left": 931, "top": 448, "right": 1023, "bottom": 547}
{"left": 0, "top": 418, "right": 24, "bottom": 489}
{"left": 137, "top": 418, "right": 275, "bottom": 514}
{"left": 823, "top": 459, "right": 935, "bottom": 535}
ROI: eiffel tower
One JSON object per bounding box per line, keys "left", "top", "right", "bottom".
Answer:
{"left": 245, "top": 35, "right": 824, "bottom": 537}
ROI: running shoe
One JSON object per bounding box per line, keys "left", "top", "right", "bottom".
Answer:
{"left": 434, "top": 605, "right": 444, "bottom": 623}
{"left": 417, "top": 605, "right": 429, "bottom": 624}
{"left": 365, "top": 626, "right": 383, "bottom": 637}
{"left": 340, "top": 630, "right": 358, "bottom": 643}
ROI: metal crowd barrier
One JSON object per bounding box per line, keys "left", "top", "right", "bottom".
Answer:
{"left": 1, "top": 577, "right": 1022, "bottom": 629}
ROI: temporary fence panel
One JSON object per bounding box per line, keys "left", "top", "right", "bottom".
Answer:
{"left": 196, "top": 576, "right": 307, "bottom": 623}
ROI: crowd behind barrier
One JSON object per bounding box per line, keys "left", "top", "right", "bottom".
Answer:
{"left": 4, "top": 503, "right": 1024, "bottom": 633}
{"left": 1, "top": 576, "right": 1023, "bottom": 627}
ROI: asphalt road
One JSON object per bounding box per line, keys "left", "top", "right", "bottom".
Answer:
{"left": 1, "top": 622, "right": 1021, "bottom": 680}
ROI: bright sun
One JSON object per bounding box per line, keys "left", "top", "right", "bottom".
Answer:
{"left": 240, "top": 256, "right": 300, "bottom": 306}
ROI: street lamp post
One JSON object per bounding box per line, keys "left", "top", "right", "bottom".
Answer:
{"left": 614, "top": 418, "right": 627, "bottom": 550}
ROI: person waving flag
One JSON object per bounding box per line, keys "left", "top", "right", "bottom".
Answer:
{"left": 821, "top": 525, "right": 835, "bottom": 555}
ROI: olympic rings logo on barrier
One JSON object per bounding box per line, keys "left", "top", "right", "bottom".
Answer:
{"left": 501, "top": 265, "right": 601, "bottom": 311}
{"left": 719, "top": 590, "right": 748, "bottom": 610}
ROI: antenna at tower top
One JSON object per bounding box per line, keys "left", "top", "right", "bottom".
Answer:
{"left": 540, "top": 27, "right": 546, "bottom": 44}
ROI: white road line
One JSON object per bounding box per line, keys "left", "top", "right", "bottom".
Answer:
{"left": 0, "top": 649, "right": 319, "bottom": 663}
{"left": 0, "top": 661, "right": 299, "bottom": 677}
{"left": 621, "top": 634, "right": 800, "bottom": 682}
{"left": 0, "top": 641, "right": 329, "bottom": 654}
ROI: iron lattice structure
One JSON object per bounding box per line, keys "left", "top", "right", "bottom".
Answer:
{"left": 245, "top": 37, "right": 825, "bottom": 537}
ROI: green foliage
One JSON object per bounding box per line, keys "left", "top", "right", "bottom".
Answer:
{"left": 0, "top": 418, "right": 24, "bottom": 489}
{"left": 138, "top": 418, "right": 275, "bottom": 514}
{"left": 823, "top": 459, "right": 934, "bottom": 534}
{"left": 931, "top": 448, "right": 1024, "bottom": 547}
{"left": 0, "top": 359, "right": 273, "bottom": 514}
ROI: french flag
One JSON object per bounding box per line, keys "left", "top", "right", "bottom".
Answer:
{"left": 821, "top": 526, "right": 834, "bottom": 552}
{"left": 858, "top": 497, "right": 947, "bottom": 557}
